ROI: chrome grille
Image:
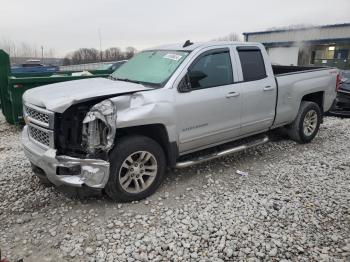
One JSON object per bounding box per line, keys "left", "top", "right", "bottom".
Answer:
{"left": 28, "top": 124, "right": 54, "bottom": 148}
{"left": 28, "top": 126, "right": 49, "bottom": 146}
{"left": 24, "top": 103, "right": 55, "bottom": 148}
{"left": 25, "top": 105, "right": 49, "bottom": 124}
{"left": 24, "top": 104, "right": 54, "bottom": 128}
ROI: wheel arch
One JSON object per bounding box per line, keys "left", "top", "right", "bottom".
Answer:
{"left": 114, "top": 124, "right": 178, "bottom": 168}
{"left": 301, "top": 91, "right": 324, "bottom": 113}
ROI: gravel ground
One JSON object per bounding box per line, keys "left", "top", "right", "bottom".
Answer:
{"left": 0, "top": 111, "right": 349, "bottom": 262}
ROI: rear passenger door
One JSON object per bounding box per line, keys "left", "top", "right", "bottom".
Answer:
{"left": 235, "top": 46, "right": 276, "bottom": 134}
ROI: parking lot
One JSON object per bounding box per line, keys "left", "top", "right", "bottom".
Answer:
{"left": 0, "top": 111, "right": 349, "bottom": 262}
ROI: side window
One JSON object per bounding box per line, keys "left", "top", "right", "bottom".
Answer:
{"left": 237, "top": 49, "right": 267, "bottom": 81}
{"left": 188, "top": 50, "right": 233, "bottom": 89}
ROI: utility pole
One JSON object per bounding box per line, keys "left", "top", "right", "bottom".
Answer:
{"left": 41, "top": 46, "right": 44, "bottom": 64}
{"left": 98, "top": 29, "right": 102, "bottom": 62}
{"left": 13, "top": 46, "right": 16, "bottom": 64}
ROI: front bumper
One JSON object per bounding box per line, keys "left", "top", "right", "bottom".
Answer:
{"left": 22, "top": 126, "right": 110, "bottom": 188}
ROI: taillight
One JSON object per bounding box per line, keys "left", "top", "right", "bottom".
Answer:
{"left": 336, "top": 74, "right": 341, "bottom": 91}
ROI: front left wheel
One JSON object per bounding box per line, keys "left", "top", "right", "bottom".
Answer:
{"left": 105, "top": 135, "right": 166, "bottom": 202}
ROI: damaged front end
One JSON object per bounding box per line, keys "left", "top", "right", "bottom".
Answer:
{"left": 82, "top": 99, "right": 118, "bottom": 154}
{"left": 55, "top": 155, "right": 110, "bottom": 188}
{"left": 22, "top": 99, "right": 119, "bottom": 189}
{"left": 22, "top": 125, "right": 111, "bottom": 189}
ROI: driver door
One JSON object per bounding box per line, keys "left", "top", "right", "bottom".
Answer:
{"left": 175, "top": 48, "right": 242, "bottom": 154}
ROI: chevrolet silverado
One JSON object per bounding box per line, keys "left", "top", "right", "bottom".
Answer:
{"left": 21, "top": 41, "right": 339, "bottom": 201}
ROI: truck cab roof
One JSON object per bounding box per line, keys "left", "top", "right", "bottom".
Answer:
{"left": 147, "top": 41, "right": 262, "bottom": 52}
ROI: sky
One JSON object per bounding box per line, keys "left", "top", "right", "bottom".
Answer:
{"left": 1, "top": 0, "right": 350, "bottom": 57}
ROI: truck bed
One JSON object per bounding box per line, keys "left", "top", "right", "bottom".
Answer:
{"left": 272, "top": 65, "right": 337, "bottom": 128}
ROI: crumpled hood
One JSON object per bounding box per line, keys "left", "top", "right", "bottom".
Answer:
{"left": 23, "top": 77, "right": 151, "bottom": 113}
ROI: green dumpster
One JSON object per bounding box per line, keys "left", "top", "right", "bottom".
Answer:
{"left": 0, "top": 50, "right": 113, "bottom": 125}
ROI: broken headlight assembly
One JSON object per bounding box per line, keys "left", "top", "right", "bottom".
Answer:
{"left": 82, "top": 99, "right": 117, "bottom": 154}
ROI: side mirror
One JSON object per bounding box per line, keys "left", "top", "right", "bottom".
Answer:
{"left": 178, "top": 70, "right": 207, "bottom": 92}
{"left": 178, "top": 73, "right": 192, "bottom": 93}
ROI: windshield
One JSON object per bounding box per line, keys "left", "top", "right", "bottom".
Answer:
{"left": 111, "top": 50, "right": 189, "bottom": 87}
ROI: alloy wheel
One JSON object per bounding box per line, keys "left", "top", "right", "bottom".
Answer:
{"left": 303, "top": 109, "right": 318, "bottom": 136}
{"left": 118, "top": 151, "right": 158, "bottom": 193}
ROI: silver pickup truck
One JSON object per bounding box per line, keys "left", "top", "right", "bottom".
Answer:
{"left": 21, "top": 41, "right": 339, "bottom": 201}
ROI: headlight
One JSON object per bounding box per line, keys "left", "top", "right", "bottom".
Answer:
{"left": 82, "top": 99, "right": 117, "bottom": 154}
{"left": 94, "top": 100, "right": 115, "bottom": 115}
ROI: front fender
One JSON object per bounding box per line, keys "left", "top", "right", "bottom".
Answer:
{"left": 111, "top": 90, "right": 177, "bottom": 143}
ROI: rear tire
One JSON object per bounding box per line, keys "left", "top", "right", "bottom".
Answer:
{"left": 105, "top": 135, "right": 166, "bottom": 202}
{"left": 287, "top": 101, "right": 321, "bottom": 144}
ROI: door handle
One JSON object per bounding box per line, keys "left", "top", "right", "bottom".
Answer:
{"left": 226, "top": 92, "right": 240, "bottom": 98}
{"left": 263, "top": 86, "right": 274, "bottom": 91}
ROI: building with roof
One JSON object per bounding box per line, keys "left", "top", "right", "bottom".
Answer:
{"left": 243, "top": 23, "right": 350, "bottom": 69}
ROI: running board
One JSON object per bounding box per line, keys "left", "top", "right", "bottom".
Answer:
{"left": 175, "top": 136, "right": 269, "bottom": 169}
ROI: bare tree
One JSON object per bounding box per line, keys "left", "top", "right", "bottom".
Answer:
{"left": 104, "top": 47, "right": 122, "bottom": 61}
{"left": 0, "top": 38, "right": 58, "bottom": 62}
{"left": 62, "top": 57, "right": 71, "bottom": 65}
{"left": 70, "top": 48, "right": 100, "bottom": 64}
{"left": 62, "top": 46, "right": 137, "bottom": 65}
{"left": 1, "top": 37, "right": 138, "bottom": 65}
{"left": 124, "top": 46, "right": 137, "bottom": 59}
{"left": 19, "top": 42, "right": 34, "bottom": 57}
{"left": 0, "top": 37, "right": 15, "bottom": 56}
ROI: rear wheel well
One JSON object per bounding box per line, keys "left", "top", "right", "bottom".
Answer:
{"left": 114, "top": 124, "right": 178, "bottom": 167}
{"left": 301, "top": 92, "right": 324, "bottom": 113}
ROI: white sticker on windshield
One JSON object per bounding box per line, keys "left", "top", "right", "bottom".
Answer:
{"left": 163, "top": 53, "right": 182, "bottom": 61}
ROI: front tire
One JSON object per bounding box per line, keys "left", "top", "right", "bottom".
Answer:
{"left": 287, "top": 101, "right": 321, "bottom": 144}
{"left": 105, "top": 135, "right": 166, "bottom": 202}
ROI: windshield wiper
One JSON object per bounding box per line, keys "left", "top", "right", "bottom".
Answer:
{"left": 108, "top": 75, "right": 118, "bottom": 81}
{"left": 109, "top": 76, "right": 139, "bottom": 84}
{"left": 115, "top": 78, "right": 142, "bottom": 84}
{"left": 110, "top": 76, "right": 160, "bottom": 88}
